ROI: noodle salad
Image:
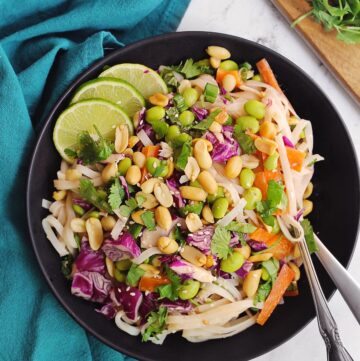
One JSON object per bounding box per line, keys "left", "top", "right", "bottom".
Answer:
{"left": 42, "top": 45, "right": 323, "bottom": 343}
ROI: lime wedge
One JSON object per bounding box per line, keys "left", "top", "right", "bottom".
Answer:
{"left": 99, "top": 63, "right": 167, "bottom": 99}
{"left": 53, "top": 99, "right": 133, "bottom": 162}
{"left": 70, "top": 78, "right": 145, "bottom": 117}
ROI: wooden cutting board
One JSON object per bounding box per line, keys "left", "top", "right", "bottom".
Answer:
{"left": 271, "top": 0, "right": 360, "bottom": 105}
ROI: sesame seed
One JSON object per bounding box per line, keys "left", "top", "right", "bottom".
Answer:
{"left": 126, "top": 287, "right": 130, "bottom": 292}
{"left": 130, "top": 292, "right": 135, "bottom": 296}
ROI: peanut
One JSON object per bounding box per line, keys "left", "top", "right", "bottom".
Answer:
{"left": 101, "top": 162, "right": 117, "bottom": 183}
{"left": 243, "top": 269, "right": 262, "bottom": 297}
{"left": 197, "top": 170, "right": 218, "bottom": 195}
{"left": 125, "top": 165, "right": 141, "bottom": 185}
{"left": 115, "top": 124, "right": 129, "bottom": 153}
{"left": 157, "top": 236, "right": 178, "bottom": 254}
{"left": 180, "top": 245, "right": 206, "bottom": 267}
{"left": 154, "top": 206, "right": 172, "bottom": 232}
{"left": 224, "top": 156, "right": 243, "bottom": 179}
{"left": 154, "top": 182, "right": 173, "bottom": 208}
{"left": 206, "top": 46, "right": 231, "bottom": 60}
{"left": 101, "top": 215, "right": 116, "bottom": 231}
{"left": 202, "top": 205, "right": 214, "bottom": 224}
{"left": 254, "top": 137, "right": 278, "bottom": 155}
{"left": 185, "top": 213, "right": 203, "bottom": 233}
{"left": 86, "top": 217, "right": 104, "bottom": 251}
{"left": 193, "top": 139, "right": 212, "bottom": 170}
{"left": 180, "top": 186, "right": 207, "bottom": 202}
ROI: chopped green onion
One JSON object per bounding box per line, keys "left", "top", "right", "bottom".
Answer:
{"left": 204, "top": 83, "right": 219, "bottom": 103}
{"left": 173, "top": 94, "right": 188, "bottom": 112}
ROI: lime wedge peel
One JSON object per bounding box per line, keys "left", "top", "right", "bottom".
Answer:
{"left": 99, "top": 63, "right": 167, "bottom": 99}
{"left": 70, "top": 77, "right": 145, "bottom": 117}
{"left": 53, "top": 99, "right": 133, "bottom": 162}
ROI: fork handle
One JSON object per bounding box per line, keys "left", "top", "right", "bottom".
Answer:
{"left": 315, "top": 235, "right": 360, "bottom": 324}
{"left": 298, "top": 241, "right": 354, "bottom": 361}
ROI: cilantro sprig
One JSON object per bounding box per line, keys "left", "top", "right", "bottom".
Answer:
{"left": 79, "top": 179, "right": 112, "bottom": 213}
{"left": 211, "top": 226, "right": 232, "bottom": 259}
{"left": 142, "top": 306, "right": 168, "bottom": 342}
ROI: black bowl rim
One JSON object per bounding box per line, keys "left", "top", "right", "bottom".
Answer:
{"left": 26, "top": 31, "right": 360, "bottom": 360}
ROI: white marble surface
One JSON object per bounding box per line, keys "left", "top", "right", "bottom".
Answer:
{"left": 178, "top": 1, "right": 360, "bottom": 360}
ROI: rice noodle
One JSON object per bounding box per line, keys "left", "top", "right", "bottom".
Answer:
{"left": 42, "top": 217, "right": 69, "bottom": 256}
{"left": 49, "top": 201, "right": 64, "bottom": 217}
{"left": 103, "top": 153, "right": 125, "bottom": 163}
{"left": 137, "top": 129, "right": 153, "bottom": 146}
{"left": 62, "top": 193, "right": 77, "bottom": 252}
{"left": 182, "top": 314, "right": 257, "bottom": 342}
{"left": 291, "top": 168, "right": 314, "bottom": 209}
{"left": 197, "top": 283, "right": 236, "bottom": 302}
{"left": 75, "top": 164, "right": 100, "bottom": 179}
{"left": 167, "top": 298, "right": 256, "bottom": 331}
{"left": 111, "top": 214, "right": 128, "bottom": 240}
{"left": 115, "top": 311, "right": 141, "bottom": 336}
{"left": 276, "top": 134, "right": 297, "bottom": 216}
{"left": 132, "top": 247, "right": 162, "bottom": 264}
{"left": 217, "top": 198, "right": 247, "bottom": 227}
{"left": 60, "top": 160, "right": 69, "bottom": 173}
{"left": 291, "top": 120, "right": 307, "bottom": 145}
{"left": 190, "top": 74, "right": 217, "bottom": 90}
{"left": 238, "top": 85, "right": 262, "bottom": 96}
{"left": 58, "top": 206, "right": 66, "bottom": 225}
{"left": 216, "top": 277, "right": 241, "bottom": 300}
{"left": 277, "top": 214, "right": 304, "bottom": 243}
{"left": 244, "top": 210, "right": 260, "bottom": 226}
{"left": 42, "top": 199, "right": 52, "bottom": 209}
{"left": 304, "top": 121, "right": 313, "bottom": 155}
{"left": 194, "top": 299, "right": 230, "bottom": 313}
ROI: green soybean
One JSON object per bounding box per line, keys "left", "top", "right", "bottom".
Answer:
{"left": 146, "top": 106, "right": 165, "bottom": 123}
{"left": 114, "top": 269, "right": 126, "bottom": 282}
{"left": 264, "top": 152, "right": 279, "bottom": 171}
{"left": 252, "top": 74, "right": 262, "bottom": 81}
{"left": 118, "top": 157, "right": 132, "bottom": 175}
{"left": 236, "top": 115, "right": 260, "bottom": 133}
{"left": 220, "top": 252, "right": 245, "bottom": 273}
{"left": 115, "top": 259, "right": 132, "bottom": 271}
{"left": 239, "top": 168, "right": 255, "bottom": 189}
{"left": 244, "top": 187, "right": 262, "bottom": 210}
{"left": 212, "top": 197, "right": 229, "bottom": 219}
{"left": 165, "top": 125, "right": 181, "bottom": 142}
{"left": 146, "top": 157, "right": 161, "bottom": 175}
{"left": 244, "top": 100, "right": 266, "bottom": 120}
{"left": 207, "top": 186, "right": 225, "bottom": 203}
{"left": 179, "top": 110, "right": 195, "bottom": 126}
{"left": 182, "top": 88, "right": 199, "bottom": 107}
{"left": 72, "top": 204, "right": 85, "bottom": 216}
{"left": 220, "top": 60, "right": 239, "bottom": 71}
{"left": 261, "top": 268, "right": 270, "bottom": 281}
{"left": 174, "top": 133, "right": 192, "bottom": 145}
{"left": 271, "top": 218, "right": 280, "bottom": 234}
{"left": 87, "top": 210, "right": 100, "bottom": 219}
{"left": 178, "top": 279, "right": 201, "bottom": 300}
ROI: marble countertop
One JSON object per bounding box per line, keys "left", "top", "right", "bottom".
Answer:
{"left": 178, "top": 1, "right": 360, "bottom": 360}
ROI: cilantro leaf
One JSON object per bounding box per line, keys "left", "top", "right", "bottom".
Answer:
{"left": 256, "top": 200, "right": 276, "bottom": 218}
{"left": 74, "top": 128, "right": 113, "bottom": 165}
{"left": 174, "top": 141, "right": 192, "bottom": 171}
{"left": 119, "top": 197, "right": 138, "bottom": 217}
{"left": 225, "top": 221, "right": 257, "bottom": 234}
{"left": 141, "top": 211, "right": 156, "bottom": 231}
{"left": 301, "top": 218, "right": 318, "bottom": 254}
{"left": 108, "top": 178, "right": 125, "bottom": 210}
{"left": 135, "top": 193, "right": 146, "bottom": 207}
{"left": 166, "top": 107, "right": 180, "bottom": 124}
{"left": 179, "top": 202, "right": 204, "bottom": 217}
{"left": 60, "top": 254, "right": 74, "bottom": 279}
{"left": 64, "top": 148, "right": 77, "bottom": 158}
{"left": 128, "top": 223, "right": 143, "bottom": 239}
{"left": 234, "top": 125, "right": 256, "bottom": 154}
{"left": 157, "top": 266, "right": 181, "bottom": 301}
{"left": 142, "top": 306, "right": 168, "bottom": 342}
{"left": 173, "top": 94, "right": 188, "bottom": 112}
{"left": 79, "top": 179, "right": 112, "bottom": 213}
{"left": 159, "top": 67, "right": 179, "bottom": 90}
{"left": 170, "top": 58, "right": 214, "bottom": 79}
{"left": 170, "top": 226, "right": 186, "bottom": 245}
{"left": 126, "top": 263, "right": 145, "bottom": 287}
{"left": 211, "top": 226, "right": 232, "bottom": 259}
{"left": 267, "top": 180, "right": 288, "bottom": 210}
{"left": 191, "top": 108, "right": 221, "bottom": 131}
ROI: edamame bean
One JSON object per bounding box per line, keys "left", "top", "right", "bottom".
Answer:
{"left": 261, "top": 268, "right": 270, "bottom": 281}
{"left": 220, "top": 252, "right": 245, "bottom": 273}
{"left": 239, "top": 168, "right": 255, "bottom": 189}
{"left": 174, "top": 133, "right": 192, "bottom": 145}
{"left": 236, "top": 115, "right": 260, "bottom": 133}
{"left": 165, "top": 125, "right": 180, "bottom": 142}
{"left": 114, "top": 269, "right": 126, "bottom": 282}
{"left": 72, "top": 204, "right": 85, "bottom": 216}
{"left": 252, "top": 74, "right": 262, "bottom": 81}
{"left": 87, "top": 211, "right": 100, "bottom": 219}
{"left": 244, "top": 100, "right": 266, "bottom": 120}
{"left": 152, "top": 119, "right": 169, "bottom": 139}
{"left": 182, "top": 88, "right": 198, "bottom": 107}
{"left": 219, "top": 60, "right": 239, "bottom": 71}
{"left": 118, "top": 157, "right": 132, "bottom": 175}
{"left": 207, "top": 186, "right": 224, "bottom": 203}
{"left": 146, "top": 157, "right": 166, "bottom": 176}
{"left": 146, "top": 106, "right": 165, "bottom": 123}
{"left": 244, "top": 187, "right": 262, "bottom": 210}
{"left": 271, "top": 218, "right": 280, "bottom": 234}
{"left": 179, "top": 110, "right": 195, "bottom": 126}
{"left": 178, "top": 279, "right": 200, "bottom": 300}
{"left": 264, "top": 152, "right": 279, "bottom": 171}
{"left": 212, "top": 197, "right": 229, "bottom": 219}
{"left": 115, "top": 259, "right": 132, "bottom": 271}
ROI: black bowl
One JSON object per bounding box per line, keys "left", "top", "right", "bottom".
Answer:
{"left": 27, "top": 32, "right": 360, "bottom": 361}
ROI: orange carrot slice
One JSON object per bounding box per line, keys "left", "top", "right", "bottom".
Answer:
{"left": 257, "top": 264, "right": 295, "bottom": 325}
{"left": 266, "top": 236, "right": 294, "bottom": 260}
{"left": 138, "top": 275, "right": 170, "bottom": 292}
{"left": 256, "top": 58, "right": 282, "bottom": 93}
{"left": 216, "top": 68, "right": 242, "bottom": 88}
{"left": 286, "top": 147, "right": 306, "bottom": 172}
{"left": 140, "top": 145, "right": 161, "bottom": 183}
{"left": 250, "top": 228, "right": 274, "bottom": 243}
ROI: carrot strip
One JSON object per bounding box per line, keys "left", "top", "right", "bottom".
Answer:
{"left": 140, "top": 145, "right": 160, "bottom": 183}
{"left": 266, "top": 236, "right": 294, "bottom": 260}
{"left": 138, "top": 275, "right": 170, "bottom": 292}
{"left": 216, "top": 68, "right": 242, "bottom": 87}
{"left": 250, "top": 228, "right": 274, "bottom": 243}
{"left": 253, "top": 170, "right": 283, "bottom": 199}
{"left": 256, "top": 58, "right": 282, "bottom": 94}
{"left": 285, "top": 147, "right": 306, "bottom": 172}
{"left": 256, "top": 264, "right": 295, "bottom": 325}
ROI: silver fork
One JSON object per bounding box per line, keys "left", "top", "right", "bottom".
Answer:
{"left": 299, "top": 238, "right": 354, "bottom": 361}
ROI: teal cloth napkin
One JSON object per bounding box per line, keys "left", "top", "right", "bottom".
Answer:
{"left": 0, "top": 1, "right": 189, "bottom": 360}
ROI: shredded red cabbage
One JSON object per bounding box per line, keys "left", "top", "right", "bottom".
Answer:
{"left": 206, "top": 126, "right": 239, "bottom": 162}
{"left": 166, "top": 178, "right": 185, "bottom": 208}
{"left": 95, "top": 303, "right": 117, "bottom": 319}
{"left": 192, "top": 107, "right": 208, "bottom": 120}
{"left": 72, "top": 198, "right": 92, "bottom": 211}
{"left": 119, "top": 175, "right": 129, "bottom": 199}
{"left": 247, "top": 240, "right": 268, "bottom": 251}
{"left": 75, "top": 241, "right": 105, "bottom": 274}
{"left": 235, "top": 260, "right": 253, "bottom": 278}
{"left": 283, "top": 136, "right": 295, "bottom": 148}
{"left": 114, "top": 283, "right": 143, "bottom": 321}
{"left": 161, "top": 299, "right": 192, "bottom": 312}
{"left": 102, "top": 233, "right": 141, "bottom": 261}
{"left": 186, "top": 226, "right": 214, "bottom": 254}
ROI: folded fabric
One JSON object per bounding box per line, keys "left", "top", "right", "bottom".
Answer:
{"left": 0, "top": 1, "right": 189, "bottom": 360}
